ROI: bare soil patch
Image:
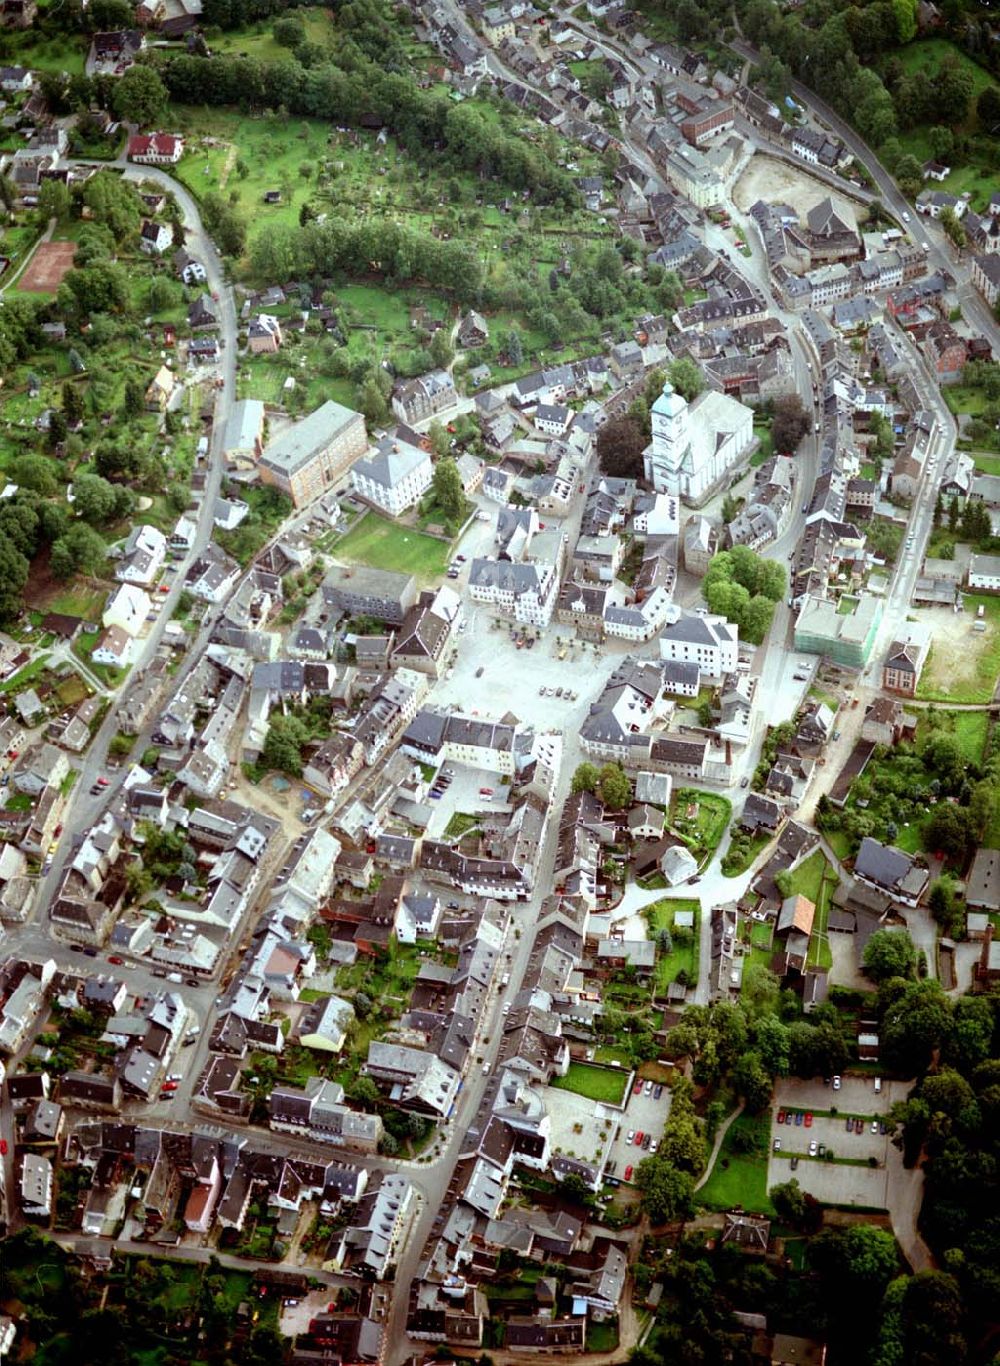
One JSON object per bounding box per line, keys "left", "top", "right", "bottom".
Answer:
{"left": 733, "top": 156, "right": 857, "bottom": 226}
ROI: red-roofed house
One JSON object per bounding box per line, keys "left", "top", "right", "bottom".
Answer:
{"left": 128, "top": 132, "right": 184, "bottom": 165}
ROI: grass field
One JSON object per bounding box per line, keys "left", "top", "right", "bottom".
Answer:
{"left": 698, "top": 1111, "right": 775, "bottom": 1214}
{"left": 944, "top": 384, "right": 989, "bottom": 418}
{"left": 645, "top": 899, "right": 699, "bottom": 992}
{"left": 211, "top": 6, "right": 337, "bottom": 62}
{"left": 2, "top": 30, "right": 86, "bottom": 76}
{"left": 550, "top": 1062, "right": 629, "bottom": 1105}
{"left": 913, "top": 708, "right": 989, "bottom": 764}
{"left": 888, "top": 40, "right": 998, "bottom": 212}
{"left": 669, "top": 788, "right": 732, "bottom": 863}
{"left": 333, "top": 511, "right": 451, "bottom": 583}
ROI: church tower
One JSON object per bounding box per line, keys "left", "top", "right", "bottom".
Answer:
{"left": 644, "top": 380, "right": 690, "bottom": 494}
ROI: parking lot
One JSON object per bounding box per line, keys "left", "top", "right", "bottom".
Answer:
{"left": 423, "top": 761, "right": 509, "bottom": 837}
{"left": 605, "top": 1079, "right": 672, "bottom": 1181}
{"left": 767, "top": 1074, "right": 907, "bottom": 1208}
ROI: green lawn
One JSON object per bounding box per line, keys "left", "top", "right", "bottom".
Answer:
{"left": 645, "top": 899, "right": 699, "bottom": 992}
{"left": 0, "top": 653, "right": 51, "bottom": 694}
{"left": 721, "top": 829, "right": 772, "bottom": 877}
{"left": 751, "top": 422, "right": 774, "bottom": 468}
{"left": 944, "top": 384, "right": 989, "bottom": 418}
{"left": 211, "top": 6, "right": 337, "bottom": 61}
{"left": 550, "top": 1062, "right": 629, "bottom": 1105}
{"left": 333, "top": 511, "right": 451, "bottom": 584}
{"left": 917, "top": 595, "right": 1000, "bottom": 703}
{"left": 785, "top": 848, "right": 830, "bottom": 902}
{"left": 971, "top": 452, "right": 1000, "bottom": 477}
{"left": 913, "top": 708, "right": 989, "bottom": 764}
{"left": 2, "top": 30, "right": 86, "bottom": 75}
{"left": 27, "top": 583, "right": 107, "bottom": 621}
{"left": 698, "top": 1112, "right": 775, "bottom": 1214}
{"left": 669, "top": 788, "right": 732, "bottom": 863}
{"left": 586, "top": 1320, "right": 620, "bottom": 1353}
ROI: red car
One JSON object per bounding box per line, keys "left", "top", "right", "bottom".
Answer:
{"left": 108, "top": 955, "right": 124, "bottom": 965}
{"left": 633, "top": 1078, "right": 643, "bottom": 1096}
{"left": 777, "top": 1110, "right": 786, "bottom": 1124}
{"left": 0, "top": 1139, "right": 7, "bottom": 1155}
{"left": 162, "top": 1081, "right": 178, "bottom": 1092}
{"left": 634, "top": 1131, "right": 644, "bottom": 1146}
{"left": 623, "top": 1164, "right": 633, "bottom": 1181}
{"left": 804, "top": 1112, "right": 813, "bottom": 1127}
{"left": 96, "top": 776, "right": 109, "bottom": 787}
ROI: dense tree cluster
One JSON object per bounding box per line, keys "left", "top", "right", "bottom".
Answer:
{"left": 250, "top": 217, "right": 484, "bottom": 301}
{"left": 570, "top": 761, "right": 632, "bottom": 811}
{"left": 596, "top": 412, "right": 647, "bottom": 479}
{"left": 703, "top": 546, "right": 786, "bottom": 644}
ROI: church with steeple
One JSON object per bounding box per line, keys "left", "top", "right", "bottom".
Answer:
{"left": 643, "top": 380, "right": 755, "bottom": 505}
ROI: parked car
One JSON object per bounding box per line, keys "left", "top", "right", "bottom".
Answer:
{"left": 845, "top": 1116, "right": 854, "bottom": 1131}
{"left": 0, "top": 1139, "right": 7, "bottom": 1155}
{"left": 790, "top": 1156, "right": 799, "bottom": 1170}
{"left": 794, "top": 1111, "right": 804, "bottom": 1126}
{"left": 649, "top": 1139, "right": 657, "bottom": 1154}
{"left": 633, "top": 1078, "right": 643, "bottom": 1096}
{"left": 653, "top": 1084, "right": 663, "bottom": 1100}
{"left": 804, "top": 1112, "right": 813, "bottom": 1127}
{"left": 777, "top": 1110, "right": 786, "bottom": 1125}
{"left": 107, "top": 955, "right": 124, "bottom": 965}
{"left": 624, "top": 1165, "right": 633, "bottom": 1181}
{"left": 808, "top": 1140, "right": 818, "bottom": 1156}
{"left": 644, "top": 1079, "right": 653, "bottom": 1097}
{"left": 773, "top": 1137, "right": 782, "bottom": 1152}
{"left": 832, "top": 1075, "right": 841, "bottom": 1090}
{"left": 634, "top": 1131, "right": 644, "bottom": 1146}
{"left": 626, "top": 1130, "right": 635, "bottom": 1144}
{"left": 871, "top": 1119, "right": 879, "bottom": 1134}
{"left": 642, "top": 1133, "right": 651, "bottom": 1150}
{"left": 855, "top": 1118, "right": 864, "bottom": 1134}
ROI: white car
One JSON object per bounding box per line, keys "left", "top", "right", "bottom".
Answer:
{"left": 808, "top": 1140, "right": 818, "bottom": 1156}
{"left": 832, "top": 1075, "right": 841, "bottom": 1090}
{"left": 773, "top": 1137, "right": 782, "bottom": 1152}
{"left": 902, "top": 211, "right": 911, "bottom": 222}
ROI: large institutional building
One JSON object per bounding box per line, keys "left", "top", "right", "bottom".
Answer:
{"left": 643, "top": 380, "right": 754, "bottom": 505}
{"left": 259, "top": 400, "right": 368, "bottom": 507}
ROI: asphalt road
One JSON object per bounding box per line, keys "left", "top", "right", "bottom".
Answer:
{"left": 26, "top": 160, "right": 239, "bottom": 935}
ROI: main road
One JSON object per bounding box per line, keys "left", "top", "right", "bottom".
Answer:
{"left": 729, "top": 37, "right": 1000, "bottom": 350}
{"left": 27, "top": 160, "right": 240, "bottom": 931}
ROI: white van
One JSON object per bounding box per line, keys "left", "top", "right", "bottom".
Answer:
{"left": 874, "top": 1077, "right": 882, "bottom": 1094}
